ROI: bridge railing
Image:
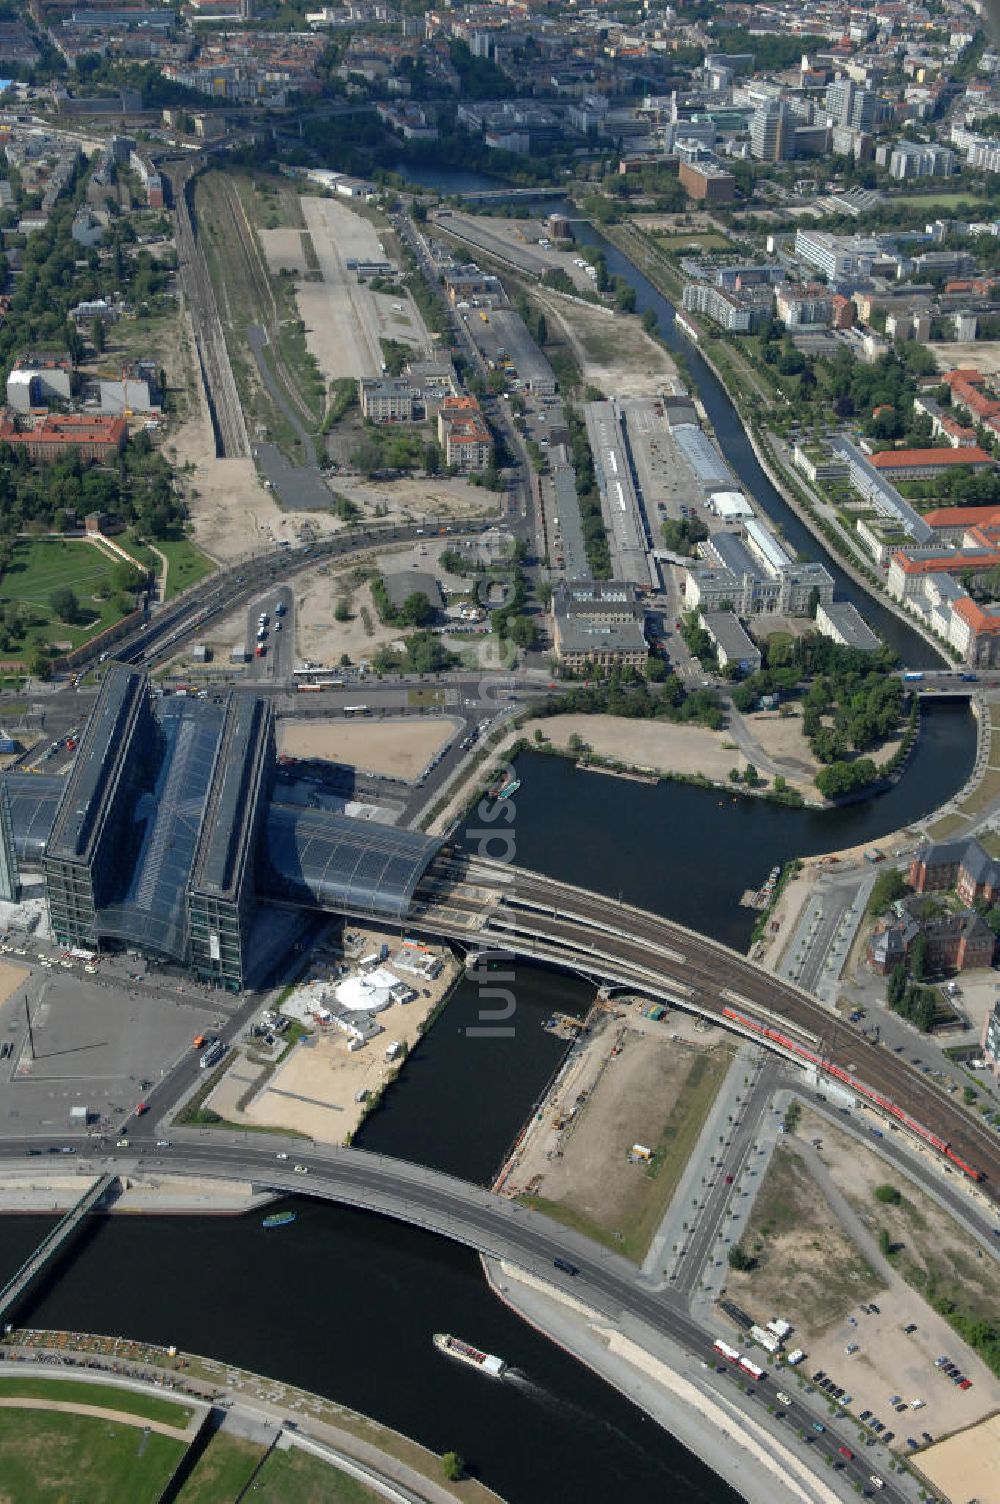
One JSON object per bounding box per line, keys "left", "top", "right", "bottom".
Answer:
{"left": 0, "top": 1174, "right": 115, "bottom": 1317}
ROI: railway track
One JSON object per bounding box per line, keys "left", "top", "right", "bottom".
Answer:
{"left": 416, "top": 861, "right": 1000, "bottom": 1203}
{"left": 168, "top": 165, "right": 249, "bottom": 459}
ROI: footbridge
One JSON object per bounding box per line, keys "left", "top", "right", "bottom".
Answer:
{"left": 400, "top": 853, "right": 1000, "bottom": 1200}
{"left": 0, "top": 1173, "right": 121, "bottom": 1323}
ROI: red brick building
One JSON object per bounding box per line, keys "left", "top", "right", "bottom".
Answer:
{"left": 0, "top": 412, "right": 127, "bottom": 463}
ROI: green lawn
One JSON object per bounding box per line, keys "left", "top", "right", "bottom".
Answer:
{"left": 153, "top": 537, "right": 217, "bottom": 599}
{"left": 0, "top": 538, "right": 134, "bottom": 651}
{"left": 886, "top": 191, "right": 992, "bottom": 212}
{"left": 0, "top": 1375, "right": 192, "bottom": 1427}
{"left": 175, "top": 1431, "right": 265, "bottom": 1502}
{"left": 654, "top": 231, "right": 731, "bottom": 250}
{"left": 253, "top": 1446, "right": 383, "bottom": 1502}
{"left": 0, "top": 1411, "right": 186, "bottom": 1503}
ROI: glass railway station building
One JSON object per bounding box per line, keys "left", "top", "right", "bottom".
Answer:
{"left": 0, "top": 665, "right": 442, "bottom": 991}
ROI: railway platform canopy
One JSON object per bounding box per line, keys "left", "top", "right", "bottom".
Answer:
{"left": 263, "top": 805, "right": 442, "bottom": 919}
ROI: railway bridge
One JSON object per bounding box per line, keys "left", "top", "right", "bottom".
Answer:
{"left": 390, "top": 852, "right": 1000, "bottom": 1201}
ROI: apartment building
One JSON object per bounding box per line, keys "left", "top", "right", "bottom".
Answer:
{"left": 438, "top": 396, "right": 492, "bottom": 472}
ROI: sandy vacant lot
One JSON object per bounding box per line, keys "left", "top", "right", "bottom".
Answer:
{"left": 277, "top": 717, "right": 458, "bottom": 778}
{"left": 0, "top": 962, "right": 27, "bottom": 1007}
{"left": 259, "top": 227, "right": 308, "bottom": 276}
{"left": 244, "top": 995, "right": 435, "bottom": 1142}
{"left": 167, "top": 297, "right": 347, "bottom": 562}
{"left": 933, "top": 339, "right": 1000, "bottom": 375}
{"left": 726, "top": 1144, "right": 883, "bottom": 1337}
{"left": 332, "top": 474, "right": 501, "bottom": 523}
{"left": 525, "top": 714, "right": 737, "bottom": 778}
{"left": 917, "top": 1411, "right": 1000, "bottom": 1504}
{"left": 512, "top": 1007, "right": 733, "bottom": 1261}
{"left": 742, "top": 711, "right": 819, "bottom": 778}
{"left": 296, "top": 568, "right": 406, "bottom": 664}
{"left": 533, "top": 286, "right": 679, "bottom": 399}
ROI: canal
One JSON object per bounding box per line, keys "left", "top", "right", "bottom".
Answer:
{"left": 395, "top": 162, "right": 942, "bottom": 666}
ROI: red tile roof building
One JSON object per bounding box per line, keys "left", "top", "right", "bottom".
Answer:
{"left": 0, "top": 411, "right": 126, "bottom": 462}
{"left": 870, "top": 445, "right": 994, "bottom": 478}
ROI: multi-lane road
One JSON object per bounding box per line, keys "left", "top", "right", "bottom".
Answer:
{"left": 0, "top": 1134, "right": 907, "bottom": 1503}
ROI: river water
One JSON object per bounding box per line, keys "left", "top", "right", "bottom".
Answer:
{"left": 0, "top": 168, "right": 977, "bottom": 1504}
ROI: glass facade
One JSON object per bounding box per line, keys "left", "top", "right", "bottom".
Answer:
{"left": 7, "top": 668, "right": 441, "bottom": 989}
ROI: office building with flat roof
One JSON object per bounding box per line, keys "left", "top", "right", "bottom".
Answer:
{"left": 6, "top": 667, "right": 444, "bottom": 990}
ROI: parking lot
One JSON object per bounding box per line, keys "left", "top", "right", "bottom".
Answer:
{"left": 0, "top": 958, "right": 222, "bottom": 1140}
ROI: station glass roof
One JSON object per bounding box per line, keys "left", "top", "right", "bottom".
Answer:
{"left": 4, "top": 775, "right": 62, "bottom": 862}
{"left": 265, "top": 804, "right": 441, "bottom": 919}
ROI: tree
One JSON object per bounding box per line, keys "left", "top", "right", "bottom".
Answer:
{"left": 642, "top": 308, "right": 658, "bottom": 335}
{"left": 50, "top": 586, "right": 79, "bottom": 623}
{"left": 507, "top": 614, "right": 538, "bottom": 650}
{"left": 423, "top": 441, "right": 441, "bottom": 476}
{"left": 887, "top": 963, "right": 907, "bottom": 1008}
{"left": 807, "top": 585, "right": 821, "bottom": 619}
{"left": 909, "top": 932, "right": 928, "bottom": 982}
{"left": 868, "top": 868, "right": 909, "bottom": 915}
{"left": 874, "top": 1184, "right": 901, "bottom": 1205}
{"left": 727, "top": 1244, "right": 756, "bottom": 1271}
{"left": 401, "top": 591, "right": 434, "bottom": 627}
{"left": 91, "top": 316, "right": 106, "bottom": 354}
{"left": 334, "top": 598, "right": 351, "bottom": 622}
{"left": 441, "top": 1453, "right": 465, "bottom": 1481}
{"left": 28, "top": 650, "right": 50, "bottom": 681}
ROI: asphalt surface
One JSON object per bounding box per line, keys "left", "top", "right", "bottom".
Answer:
{"left": 0, "top": 1135, "right": 908, "bottom": 1503}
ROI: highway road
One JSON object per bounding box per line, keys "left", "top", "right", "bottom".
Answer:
{"left": 0, "top": 1134, "right": 907, "bottom": 1503}
{"left": 410, "top": 856, "right": 1000, "bottom": 1204}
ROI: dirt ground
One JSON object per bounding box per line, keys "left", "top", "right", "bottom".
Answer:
{"left": 524, "top": 713, "right": 819, "bottom": 800}
{"left": 512, "top": 1004, "right": 734, "bottom": 1261}
{"left": 330, "top": 474, "right": 501, "bottom": 523}
{"left": 916, "top": 1411, "right": 1000, "bottom": 1504}
{"left": 726, "top": 1143, "right": 882, "bottom": 1335}
{"left": 789, "top": 1108, "right": 1000, "bottom": 1437}
{"left": 0, "top": 962, "right": 28, "bottom": 1006}
{"left": 531, "top": 286, "right": 679, "bottom": 399}
{"left": 933, "top": 340, "right": 1000, "bottom": 375}
{"left": 277, "top": 717, "right": 459, "bottom": 778}
{"left": 166, "top": 298, "right": 345, "bottom": 562}
{"left": 259, "top": 227, "right": 308, "bottom": 276}
{"left": 295, "top": 568, "right": 407, "bottom": 664}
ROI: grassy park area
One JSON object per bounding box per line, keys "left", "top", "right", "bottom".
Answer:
{"left": 153, "top": 536, "right": 217, "bottom": 598}
{"left": 0, "top": 1374, "right": 192, "bottom": 1425}
{"left": 175, "top": 1432, "right": 266, "bottom": 1502}
{"left": 253, "top": 1445, "right": 383, "bottom": 1502}
{"left": 0, "top": 1411, "right": 186, "bottom": 1503}
{"left": 0, "top": 538, "right": 137, "bottom": 653}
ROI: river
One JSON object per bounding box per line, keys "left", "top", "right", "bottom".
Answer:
{"left": 0, "top": 167, "right": 977, "bottom": 1504}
